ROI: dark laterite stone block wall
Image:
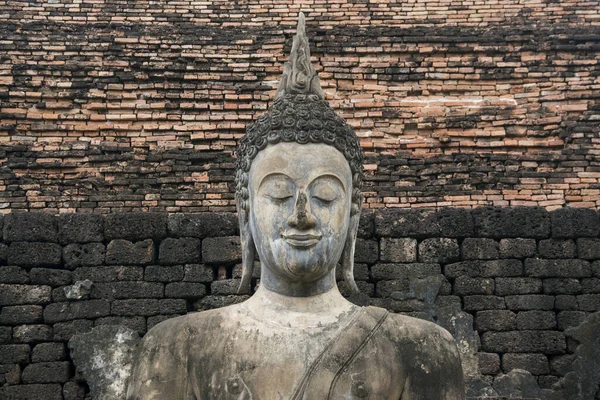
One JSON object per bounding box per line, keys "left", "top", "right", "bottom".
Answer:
{"left": 0, "top": 207, "right": 599, "bottom": 399}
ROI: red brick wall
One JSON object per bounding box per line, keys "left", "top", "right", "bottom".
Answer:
{"left": 1, "top": 0, "right": 599, "bottom": 213}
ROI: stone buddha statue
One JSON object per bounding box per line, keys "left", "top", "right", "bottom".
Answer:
{"left": 126, "top": 13, "right": 465, "bottom": 400}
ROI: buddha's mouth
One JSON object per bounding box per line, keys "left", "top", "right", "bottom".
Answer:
{"left": 282, "top": 233, "right": 322, "bottom": 248}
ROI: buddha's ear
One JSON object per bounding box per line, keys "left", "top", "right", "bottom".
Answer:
{"left": 340, "top": 194, "right": 363, "bottom": 296}
{"left": 236, "top": 203, "right": 255, "bottom": 295}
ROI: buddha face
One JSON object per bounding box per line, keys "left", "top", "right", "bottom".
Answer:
{"left": 248, "top": 142, "right": 352, "bottom": 284}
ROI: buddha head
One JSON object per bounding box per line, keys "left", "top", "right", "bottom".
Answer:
{"left": 235, "top": 13, "right": 364, "bottom": 296}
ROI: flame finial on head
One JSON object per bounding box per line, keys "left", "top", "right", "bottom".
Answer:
{"left": 276, "top": 12, "right": 324, "bottom": 99}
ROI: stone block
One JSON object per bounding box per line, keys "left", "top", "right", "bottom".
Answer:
{"left": 183, "top": 264, "right": 214, "bottom": 282}
{"left": 112, "top": 299, "right": 159, "bottom": 316}
{"left": 0, "top": 326, "right": 11, "bottom": 344}
{"left": 542, "top": 278, "right": 582, "bottom": 295}
{"left": 437, "top": 208, "right": 474, "bottom": 238}
{"left": 94, "top": 316, "right": 146, "bottom": 335}
{"left": 473, "top": 207, "right": 550, "bottom": 238}
{"left": 105, "top": 213, "right": 167, "bottom": 241}
{"left": 581, "top": 277, "right": 600, "bottom": 293}
{"left": 379, "top": 238, "right": 417, "bottom": 262}
{"left": 577, "top": 238, "right": 600, "bottom": 260}
{"left": 0, "top": 265, "right": 29, "bottom": 284}
{"left": 159, "top": 299, "right": 187, "bottom": 314}
{"left": 481, "top": 331, "right": 565, "bottom": 354}
{"left": 480, "top": 260, "right": 523, "bottom": 277}
{"left": 0, "top": 384, "right": 62, "bottom": 400}
{"left": 8, "top": 242, "right": 62, "bottom": 267}
{"left": 557, "top": 311, "right": 587, "bottom": 330}
{"left": 499, "top": 238, "right": 536, "bottom": 259}
{"left": 376, "top": 280, "right": 409, "bottom": 298}
{"left": 444, "top": 261, "right": 481, "bottom": 278}
{"left": 159, "top": 237, "right": 201, "bottom": 265}
{"left": 551, "top": 208, "right": 600, "bottom": 238}
{"left": 478, "top": 352, "right": 500, "bottom": 375}
{"left": 145, "top": 265, "right": 184, "bottom": 282}
{"left": 168, "top": 213, "right": 238, "bottom": 238}
{"left": 0, "top": 305, "right": 43, "bottom": 325}
{"left": 538, "top": 239, "right": 576, "bottom": 259}
{"left": 0, "top": 344, "right": 30, "bottom": 363}
{"left": 43, "top": 300, "right": 111, "bottom": 323}
{"left": 462, "top": 238, "right": 498, "bottom": 260}
{"left": 577, "top": 294, "right": 600, "bottom": 311}
{"left": 375, "top": 209, "right": 439, "bottom": 238}
{"left": 371, "top": 263, "right": 440, "bottom": 280}
{"left": 211, "top": 279, "right": 241, "bottom": 295}
{"left": 165, "top": 282, "right": 207, "bottom": 298}
{"left": 354, "top": 239, "right": 378, "bottom": 263}
{"left": 357, "top": 209, "right": 374, "bottom": 239}
{"left": 495, "top": 278, "right": 542, "bottom": 296}
{"left": 73, "top": 266, "right": 143, "bottom": 282}
{"left": 3, "top": 213, "right": 57, "bottom": 242}
{"left": 32, "top": 342, "right": 66, "bottom": 362}
{"left": 0, "top": 243, "right": 7, "bottom": 265}
{"left": 63, "top": 243, "right": 105, "bottom": 269}
{"left": 105, "top": 239, "right": 155, "bottom": 265}
{"left": 0, "top": 284, "right": 51, "bottom": 306}
{"left": 502, "top": 353, "right": 549, "bottom": 375}
{"left": 516, "top": 311, "right": 556, "bottom": 330}
{"left": 52, "top": 319, "right": 94, "bottom": 341}
{"left": 30, "top": 268, "right": 72, "bottom": 286}
{"left": 475, "top": 310, "right": 517, "bottom": 331}
{"left": 463, "top": 295, "right": 506, "bottom": 311}
{"left": 555, "top": 295, "right": 577, "bottom": 311}
{"left": 336, "top": 263, "right": 368, "bottom": 281}
{"left": 418, "top": 238, "right": 459, "bottom": 263}
{"left": 58, "top": 213, "right": 104, "bottom": 244}
{"left": 453, "top": 276, "right": 494, "bottom": 295}
{"left": 202, "top": 236, "right": 241, "bottom": 264}
{"left": 549, "top": 354, "right": 577, "bottom": 376}
{"left": 91, "top": 282, "right": 163, "bottom": 300}
{"left": 592, "top": 261, "right": 600, "bottom": 277}
{"left": 505, "top": 295, "right": 554, "bottom": 310}
{"left": 13, "top": 324, "right": 53, "bottom": 343}
{"left": 525, "top": 259, "right": 591, "bottom": 278}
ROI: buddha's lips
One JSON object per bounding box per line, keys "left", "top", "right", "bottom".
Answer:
{"left": 282, "top": 233, "right": 321, "bottom": 248}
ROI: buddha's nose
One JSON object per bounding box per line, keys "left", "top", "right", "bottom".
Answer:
{"left": 287, "top": 192, "right": 317, "bottom": 230}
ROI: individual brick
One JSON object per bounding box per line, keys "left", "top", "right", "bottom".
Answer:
{"left": 105, "top": 239, "right": 155, "bottom": 265}
{"left": 145, "top": 265, "right": 184, "bottom": 282}
{"left": 0, "top": 266, "right": 29, "bottom": 284}
{"left": 542, "top": 278, "right": 582, "bottom": 295}
{"left": 581, "top": 278, "right": 600, "bottom": 293}
{"left": 202, "top": 236, "right": 241, "bottom": 264}
{"left": 354, "top": 239, "right": 378, "bottom": 263}
{"left": 357, "top": 209, "right": 374, "bottom": 239}
{"left": 184, "top": 264, "right": 214, "bottom": 282}
{"left": 159, "top": 299, "right": 187, "bottom": 314}
{"left": 0, "top": 326, "right": 11, "bottom": 344}
{"left": 0, "top": 243, "right": 7, "bottom": 265}
{"left": 29, "top": 268, "right": 72, "bottom": 286}
{"left": 555, "top": 295, "right": 578, "bottom": 311}
{"left": 481, "top": 331, "right": 565, "bottom": 354}
{"left": 0, "top": 384, "right": 63, "bottom": 400}
{"left": 43, "top": 300, "right": 111, "bottom": 323}
{"left": 0, "top": 305, "right": 43, "bottom": 325}
{"left": 0, "top": 284, "right": 51, "bottom": 306}
{"left": 167, "top": 213, "right": 238, "bottom": 238}
{"left": 7, "top": 242, "right": 62, "bottom": 267}
{"left": 577, "top": 294, "right": 600, "bottom": 311}
{"left": 58, "top": 213, "right": 104, "bottom": 244}
{"left": 495, "top": 278, "right": 542, "bottom": 296}
{"left": 592, "top": 261, "right": 600, "bottom": 277}
{"left": 63, "top": 243, "right": 105, "bottom": 269}
{"left": 375, "top": 209, "right": 439, "bottom": 238}
{"left": 22, "top": 361, "right": 72, "bottom": 383}
{"left": 557, "top": 311, "right": 587, "bottom": 330}
{"left": 437, "top": 208, "right": 474, "bottom": 238}
{"left": 577, "top": 238, "right": 600, "bottom": 260}
{"left": 371, "top": 263, "right": 440, "bottom": 280}
{"left": 0, "top": 344, "right": 30, "bottom": 363}
{"left": 551, "top": 208, "right": 600, "bottom": 238}
{"left": 478, "top": 352, "right": 500, "bottom": 375}
{"left": 105, "top": 213, "right": 167, "bottom": 241}
{"left": 94, "top": 316, "right": 146, "bottom": 335}
{"left": 462, "top": 238, "right": 498, "bottom": 260}
{"left": 211, "top": 279, "right": 241, "bottom": 295}
{"left": 165, "top": 282, "right": 207, "bottom": 298}
{"left": 73, "top": 266, "right": 143, "bottom": 282}
{"left": 499, "top": 238, "right": 536, "bottom": 259}
{"left": 52, "top": 320, "right": 93, "bottom": 341}
{"left": 502, "top": 353, "right": 549, "bottom": 375}
{"left": 32, "top": 342, "right": 66, "bottom": 362}
{"left": 479, "top": 259, "right": 523, "bottom": 277}
{"left": 516, "top": 311, "right": 556, "bottom": 330}
{"left": 444, "top": 261, "right": 481, "bottom": 278}
{"left": 473, "top": 207, "right": 550, "bottom": 239}
{"left": 90, "top": 282, "right": 163, "bottom": 300}
{"left": 505, "top": 295, "right": 555, "bottom": 310}
{"left": 380, "top": 238, "right": 417, "bottom": 262}
{"left": 475, "top": 310, "right": 517, "bottom": 331}
{"left": 549, "top": 354, "right": 577, "bottom": 376}
{"left": 525, "top": 259, "right": 591, "bottom": 278}
{"left": 112, "top": 299, "right": 160, "bottom": 316}
{"left": 538, "top": 239, "right": 576, "bottom": 259}
{"left": 159, "top": 237, "right": 201, "bottom": 265}
{"left": 13, "top": 324, "right": 53, "bottom": 343}
{"left": 418, "top": 238, "right": 459, "bottom": 263}
{"left": 453, "top": 276, "right": 494, "bottom": 295}
{"left": 3, "top": 213, "right": 57, "bottom": 242}
{"left": 463, "top": 295, "right": 506, "bottom": 311}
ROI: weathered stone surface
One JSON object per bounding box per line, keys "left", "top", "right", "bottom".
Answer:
{"left": 32, "top": 342, "right": 66, "bottom": 362}
{"left": 0, "top": 243, "right": 8, "bottom": 265}
{"left": 539, "top": 239, "right": 576, "bottom": 259}
{"left": 90, "top": 282, "right": 163, "bottom": 300}
{"left": 454, "top": 276, "right": 494, "bottom": 295}
{"left": 437, "top": 208, "right": 474, "bottom": 238}
{"left": 159, "top": 299, "right": 187, "bottom": 314}
{"left": 473, "top": 207, "right": 550, "bottom": 239}
{"left": 525, "top": 259, "right": 591, "bottom": 278}
{"left": 158, "top": 237, "right": 201, "bottom": 265}
{"left": 379, "top": 238, "right": 417, "bottom": 262}
{"left": 168, "top": 213, "right": 238, "bottom": 238}
{"left": 13, "top": 324, "right": 53, "bottom": 343}
{"left": 0, "top": 384, "right": 63, "bottom": 400}
{"left": 577, "top": 294, "right": 600, "bottom": 311}
{"left": 165, "top": 282, "right": 207, "bottom": 298}
{"left": 462, "top": 238, "right": 499, "bottom": 260}
{"left": 581, "top": 278, "right": 600, "bottom": 293}
{"left": 52, "top": 319, "right": 94, "bottom": 341}
{"left": 418, "top": 238, "right": 459, "bottom": 263}
{"left": 502, "top": 353, "right": 549, "bottom": 375}
{"left": 194, "top": 295, "right": 249, "bottom": 311}
{"left": 550, "top": 354, "right": 577, "bottom": 376}
{"left": 492, "top": 369, "right": 541, "bottom": 398}
{"left": 64, "top": 280, "right": 94, "bottom": 300}
{"left": 481, "top": 331, "right": 565, "bottom": 353}
{"left": 106, "top": 239, "right": 155, "bottom": 265}
{"left": 516, "top": 310, "right": 556, "bottom": 330}
{"left": 371, "top": 263, "right": 440, "bottom": 280}
{"left": 463, "top": 295, "right": 506, "bottom": 311}
{"left": 577, "top": 238, "right": 600, "bottom": 260}
{"left": 495, "top": 278, "right": 542, "bottom": 296}
{"left": 63, "top": 381, "right": 87, "bottom": 400}
{"left": 354, "top": 239, "right": 379, "bottom": 263}
{"left": 551, "top": 208, "right": 600, "bottom": 238}
{"left": 94, "top": 316, "right": 146, "bottom": 335}
{"left": 0, "top": 344, "right": 30, "bottom": 363}
{"left": 475, "top": 310, "right": 516, "bottom": 331}
{"left": 145, "top": 265, "right": 184, "bottom": 282}
{"left": 557, "top": 311, "right": 587, "bottom": 330}
{"left": 499, "top": 238, "right": 536, "bottom": 259}
{"left": 29, "top": 268, "right": 72, "bottom": 286}
{"left": 0, "top": 265, "right": 29, "bottom": 284}
{"left": 58, "top": 214, "right": 104, "bottom": 244}
{"left": 543, "top": 278, "right": 582, "bottom": 295}
{"left": 3, "top": 213, "right": 57, "bottom": 243}
{"left": 505, "top": 295, "right": 555, "bottom": 310}
{"left": 112, "top": 299, "right": 159, "bottom": 316}
{"left": 357, "top": 209, "right": 374, "bottom": 239}
{"left": 7, "top": 242, "right": 62, "bottom": 267}
{"left": 210, "top": 279, "right": 240, "bottom": 296}
{"left": 184, "top": 264, "right": 215, "bottom": 282}
{"left": 0, "top": 284, "right": 52, "bottom": 306}
{"left": 555, "top": 295, "right": 578, "bottom": 311}
{"left": 74, "top": 266, "right": 144, "bottom": 282}
{"left": 479, "top": 260, "right": 523, "bottom": 277}
{"left": 201, "top": 236, "right": 241, "bottom": 264}
{"left": 0, "top": 305, "right": 43, "bottom": 325}
{"left": 478, "top": 352, "right": 500, "bottom": 375}
{"left": 44, "top": 300, "right": 111, "bottom": 323}
{"left": 105, "top": 213, "right": 167, "bottom": 241}
{"left": 375, "top": 209, "right": 439, "bottom": 238}
{"left": 21, "top": 361, "right": 72, "bottom": 383}
{"left": 63, "top": 243, "right": 105, "bottom": 269}
{"left": 69, "top": 325, "right": 141, "bottom": 400}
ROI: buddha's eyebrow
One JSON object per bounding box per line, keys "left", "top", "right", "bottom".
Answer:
{"left": 308, "top": 174, "right": 346, "bottom": 190}
{"left": 258, "top": 173, "right": 294, "bottom": 189}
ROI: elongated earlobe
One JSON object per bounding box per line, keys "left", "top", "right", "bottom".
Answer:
{"left": 340, "top": 196, "right": 363, "bottom": 296}
{"left": 237, "top": 207, "right": 256, "bottom": 294}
